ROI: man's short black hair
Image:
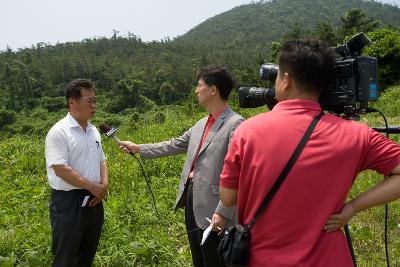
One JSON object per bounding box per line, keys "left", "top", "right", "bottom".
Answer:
{"left": 65, "top": 79, "right": 95, "bottom": 105}
{"left": 278, "top": 39, "right": 336, "bottom": 95}
{"left": 197, "top": 65, "right": 234, "bottom": 100}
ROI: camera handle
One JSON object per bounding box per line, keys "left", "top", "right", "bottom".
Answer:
{"left": 372, "top": 126, "right": 400, "bottom": 134}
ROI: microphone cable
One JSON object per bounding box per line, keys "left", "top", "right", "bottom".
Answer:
{"left": 126, "top": 150, "right": 161, "bottom": 220}
{"left": 99, "top": 123, "right": 182, "bottom": 234}
{"left": 99, "top": 123, "right": 161, "bottom": 220}
{"left": 125, "top": 146, "right": 201, "bottom": 239}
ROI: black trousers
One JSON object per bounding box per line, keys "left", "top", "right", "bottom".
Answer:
{"left": 184, "top": 180, "right": 226, "bottom": 267}
{"left": 50, "top": 189, "right": 104, "bottom": 267}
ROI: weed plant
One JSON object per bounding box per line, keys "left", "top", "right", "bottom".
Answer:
{"left": 1, "top": 87, "right": 400, "bottom": 266}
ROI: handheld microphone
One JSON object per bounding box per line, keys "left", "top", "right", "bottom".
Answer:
{"left": 99, "top": 123, "right": 135, "bottom": 156}
{"left": 99, "top": 123, "right": 120, "bottom": 142}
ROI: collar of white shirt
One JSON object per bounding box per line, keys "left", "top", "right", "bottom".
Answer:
{"left": 66, "top": 112, "right": 92, "bottom": 131}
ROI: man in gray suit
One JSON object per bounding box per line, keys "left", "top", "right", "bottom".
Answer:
{"left": 119, "top": 65, "right": 243, "bottom": 267}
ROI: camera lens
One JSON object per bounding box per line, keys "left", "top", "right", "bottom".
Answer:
{"left": 260, "top": 64, "right": 279, "bottom": 82}
{"left": 238, "top": 87, "right": 277, "bottom": 109}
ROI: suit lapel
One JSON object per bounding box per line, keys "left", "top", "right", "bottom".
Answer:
{"left": 190, "top": 117, "right": 208, "bottom": 158}
{"left": 197, "top": 106, "right": 231, "bottom": 156}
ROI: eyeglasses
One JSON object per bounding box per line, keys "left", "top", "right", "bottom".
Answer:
{"left": 80, "top": 96, "right": 97, "bottom": 104}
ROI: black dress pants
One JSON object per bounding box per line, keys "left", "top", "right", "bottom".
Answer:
{"left": 184, "top": 180, "right": 226, "bottom": 267}
{"left": 50, "top": 189, "right": 104, "bottom": 267}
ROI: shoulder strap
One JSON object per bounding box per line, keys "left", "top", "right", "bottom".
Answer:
{"left": 248, "top": 111, "right": 324, "bottom": 229}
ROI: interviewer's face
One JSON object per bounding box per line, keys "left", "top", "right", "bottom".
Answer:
{"left": 69, "top": 88, "right": 96, "bottom": 121}
{"left": 195, "top": 78, "right": 214, "bottom": 107}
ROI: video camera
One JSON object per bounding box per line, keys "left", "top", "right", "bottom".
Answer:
{"left": 239, "top": 33, "right": 378, "bottom": 118}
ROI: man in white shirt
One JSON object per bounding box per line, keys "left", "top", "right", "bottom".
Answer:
{"left": 45, "top": 79, "right": 108, "bottom": 267}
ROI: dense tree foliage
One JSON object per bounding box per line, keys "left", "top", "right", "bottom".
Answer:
{"left": 338, "top": 8, "right": 381, "bottom": 41}
{"left": 0, "top": 0, "right": 399, "bottom": 137}
{"left": 363, "top": 28, "right": 400, "bottom": 87}
{"left": 1, "top": 1, "right": 400, "bottom": 265}
{"left": 181, "top": 0, "right": 400, "bottom": 58}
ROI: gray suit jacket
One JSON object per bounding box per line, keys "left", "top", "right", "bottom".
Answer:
{"left": 139, "top": 106, "right": 244, "bottom": 229}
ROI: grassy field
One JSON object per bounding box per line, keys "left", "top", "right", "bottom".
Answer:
{"left": 1, "top": 86, "right": 400, "bottom": 266}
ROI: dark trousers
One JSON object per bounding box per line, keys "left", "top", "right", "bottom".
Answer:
{"left": 184, "top": 180, "right": 226, "bottom": 267}
{"left": 50, "top": 189, "right": 104, "bottom": 267}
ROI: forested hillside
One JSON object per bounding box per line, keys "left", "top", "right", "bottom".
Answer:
{"left": 0, "top": 0, "right": 399, "bottom": 126}
{"left": 2, "top": 0, "right": 400, "bottom": 265}
{"left": 180, "top": 0, "right": 400, "bottom": 58}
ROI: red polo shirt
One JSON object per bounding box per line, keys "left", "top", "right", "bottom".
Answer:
{"left": 220, "top": 99, "right": 400, "bottom": 266}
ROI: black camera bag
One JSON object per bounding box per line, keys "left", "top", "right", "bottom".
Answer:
{"left": 218, "top": 224, "right": 250, "bottom": 266}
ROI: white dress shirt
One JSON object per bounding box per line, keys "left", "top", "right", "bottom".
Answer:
{"left": 45, "top": 113, "right": 106, "bottom": 191}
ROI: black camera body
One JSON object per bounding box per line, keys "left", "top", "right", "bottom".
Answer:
{"left": 239, "top": 33, "right": 378, "bottom": 117}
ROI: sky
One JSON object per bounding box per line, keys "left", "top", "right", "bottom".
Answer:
{"left": 1, "top": 0, "right": 399, "bottom": 51}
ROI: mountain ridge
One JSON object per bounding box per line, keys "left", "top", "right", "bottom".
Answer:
{"left": 177, "top": 0, "right": 400, "bottom": 59}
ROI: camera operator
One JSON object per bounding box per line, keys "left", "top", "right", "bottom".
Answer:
{"left": 219, "top": 39, "right": 400, "bottom": 266}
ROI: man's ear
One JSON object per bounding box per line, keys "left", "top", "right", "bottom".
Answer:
{"left": 68, "top": 98, "right": 75, "bottom": 108}
{"left": 282, "top": 72, "right": 292, "bottom": 92}
{"left": 211, "top": 85, "right": 218, "bottom": 96}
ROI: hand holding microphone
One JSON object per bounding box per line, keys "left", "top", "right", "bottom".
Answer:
{"left": 118, "top": 141, "right": 140, "bottom": 154}
{"left": 99, "top": 123, "right": 139, "bottom": 154}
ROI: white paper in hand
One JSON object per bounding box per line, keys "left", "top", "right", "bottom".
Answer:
{"left": 81, "top": 195, "right": 90, "bottom": 207}
{"left": 201, "top": 222, "right": 214, "bottom": 246}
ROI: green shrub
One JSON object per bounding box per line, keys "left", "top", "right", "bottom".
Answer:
{"left": 370, "top": 85, "right": 400, "bottom": 117}
{"left": 154, "top": 112, "right": 166, "bottom": 124}
{"left": 0, "top": 109, "right": 16, "bottom": 130}
{"left": 365, "top": 28, "right": 400, "bottom": 88}
{"left": 39, "top": 96, "right": 66, "bottom": 112}
{"left": 99, "top": 114, "right": 124, "bottom": 128}
{"left": 137, "top": 95, "right": 156, "bottom": 112}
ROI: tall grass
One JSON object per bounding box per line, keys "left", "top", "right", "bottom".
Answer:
{"left": 1, "top": 86, "right": 400, "bottom": 266}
